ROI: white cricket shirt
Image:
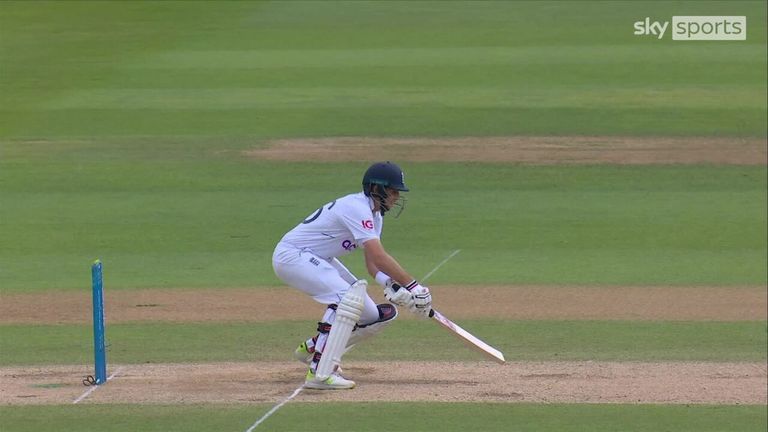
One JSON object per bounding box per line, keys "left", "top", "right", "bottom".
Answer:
{"left": 278, "top": 192, "right": 383, "bottom": 259}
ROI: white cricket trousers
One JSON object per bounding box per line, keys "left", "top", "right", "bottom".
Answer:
{"left": 272, "top": 242, "right": 380, "bottom": 325}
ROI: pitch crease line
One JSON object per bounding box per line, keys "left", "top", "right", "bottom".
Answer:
{"left": 245, "top": 385, "right": 304, "bottom": 431}
{"left": 72, "top": 368, "right": 122, "bottom": 404}
{"left": 422, "top": 249, "right": 461, "bottom": 282}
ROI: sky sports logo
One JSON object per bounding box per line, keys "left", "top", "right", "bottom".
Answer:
{"left": 634, "top": 16, "right": 746, "bottom": 40}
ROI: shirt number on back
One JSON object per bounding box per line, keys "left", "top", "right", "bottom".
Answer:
{"left": 302, "top": 200, "right": 336, "bottom": 224}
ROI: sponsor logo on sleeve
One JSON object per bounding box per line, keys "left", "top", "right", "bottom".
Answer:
{"left": 362, "top": 220, "right": 374, "bottom": 229}
{"left": 342, "top": 240, "right": 357, "bottom": 251}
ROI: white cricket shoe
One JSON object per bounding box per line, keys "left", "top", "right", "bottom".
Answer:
{"left": 304, "top": 369, "right": 356, "bottom": 390}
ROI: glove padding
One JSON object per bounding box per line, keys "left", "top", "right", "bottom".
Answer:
{"left": 407, "top": 284, "right": 432, "bottom": 318}
{"left": 383, "top": 281, "right": 414, "bottom": 308}
{"left": 383, "top": 280, "right": 432, "bottom": 318}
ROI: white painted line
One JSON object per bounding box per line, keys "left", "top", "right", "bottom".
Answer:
{"left": 73, "top": 368, "right": 122, "bottom": 404}
{"left": 421, "top": 249, "right": 461, "bottom": 282}
{"left": 245, "top": 385, "right": 304, "bottom": 431}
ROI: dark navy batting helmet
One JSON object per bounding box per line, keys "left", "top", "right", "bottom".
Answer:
{"left": 362, "top": 161, "right": 409, "bottom": 193}
{"left": 362, "top": 161, "right": 408, "bottom": 217}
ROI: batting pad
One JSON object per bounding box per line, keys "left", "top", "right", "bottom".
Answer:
{"left": 315, "top": 280, "right": 366, "bottom": 380}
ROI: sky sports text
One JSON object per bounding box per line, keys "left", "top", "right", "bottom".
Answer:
{"left": 634, "top": 16, "right": 746, "bottom": 40}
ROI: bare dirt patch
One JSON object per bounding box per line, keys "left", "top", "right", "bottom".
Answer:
{"left": 2, "top": 361, "right": 765, "bottom": 405}
{"left": 2, "top": 285, "right": 765, "bottom": 324}
{"left": 244, "top": 136, "right": 767, "bottom": 165}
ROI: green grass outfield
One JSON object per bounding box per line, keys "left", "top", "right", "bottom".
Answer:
{"left": 1, "top": 1, "right": 766, "bottom": 432}
{"left": 1, "top": 403, "right": 766, "bottom": 432}
{"left": 1, "top": 163, "right": 765, "bottom": 291}
{"left": 1, "top": 0, "right": 766, "bottom": 292}
{"left": 1, "top": 1, "right": 766, "bottom": 138}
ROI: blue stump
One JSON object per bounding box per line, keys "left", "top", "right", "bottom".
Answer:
{"left": 91, "top": 260, "right": 107, "bottom": 384}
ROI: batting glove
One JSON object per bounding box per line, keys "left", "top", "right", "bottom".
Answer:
{"left": 383, "top": 281, "right": 413, "bottom": 307}
{"left": 407, "top": 283, "right": 432, "bottom": 318}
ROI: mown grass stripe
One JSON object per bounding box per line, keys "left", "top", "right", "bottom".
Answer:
{"left": 0, "top": 403, "right": 765, "bottom": 432}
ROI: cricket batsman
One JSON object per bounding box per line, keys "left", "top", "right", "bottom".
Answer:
{"left": 272, "top": 161, "right": 432, "bottom": 390}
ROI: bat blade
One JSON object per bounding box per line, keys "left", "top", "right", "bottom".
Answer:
{"left": 429, "top": 309, "right": 506, "bottom": 364}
